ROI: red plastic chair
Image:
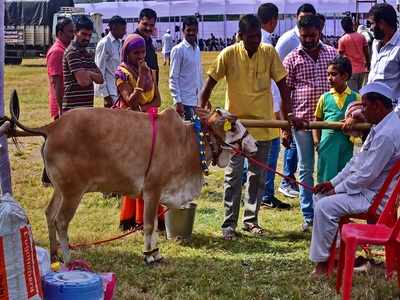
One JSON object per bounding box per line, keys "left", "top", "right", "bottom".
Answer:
{"left": 327, "top": 160, "right": 400, "bottom": 276}
{"left": 335, "top": 177, "right": 400, "bottom": 300}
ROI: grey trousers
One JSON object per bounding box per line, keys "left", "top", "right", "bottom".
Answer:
{"left": 309, "top": 192, "right": 371, "bottom": 262}
{"left": 221, "top": 141, "right": 271, "bottom": 231}
{"left": 347, "top": 73, "right": 366, "bottom": 92}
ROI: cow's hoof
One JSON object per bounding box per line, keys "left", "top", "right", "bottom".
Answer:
{"left": 143, "top": 248, "right": 163, "bottom": 265}
{"left": 152, "top": 250, "right": 163, "bottom": 262}
{"left": 144, "top": 255, "right": 156, "bottom": 265}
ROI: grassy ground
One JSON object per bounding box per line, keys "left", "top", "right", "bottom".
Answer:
{"left": 4, "top": 55, "right": 398, "bottom": 299}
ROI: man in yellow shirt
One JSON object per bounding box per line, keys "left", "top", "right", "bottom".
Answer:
{"left": 200, "top": 14, "right": 299, "bottom": 239}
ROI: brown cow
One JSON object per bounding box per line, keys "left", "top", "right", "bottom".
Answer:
{"left": 10, "top": 91, "right": 257, "bottom": 264}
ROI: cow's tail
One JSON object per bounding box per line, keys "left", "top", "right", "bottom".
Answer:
{"left": 10, "top": 89, "right": 48, "bottom": 138}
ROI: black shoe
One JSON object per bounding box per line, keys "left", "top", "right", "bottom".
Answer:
{"left": 262, "top": 196, "right": 291, "bottom": 210}
{"left": 302, "top": 220, "right": 313, "bottom": 232}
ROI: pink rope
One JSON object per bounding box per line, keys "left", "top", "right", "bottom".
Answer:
{"left": 232, "top": 148, "right": 314, "bottom": 192}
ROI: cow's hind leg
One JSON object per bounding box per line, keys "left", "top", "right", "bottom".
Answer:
{"left": 142, "top": 191, "right": 161, "bottom": 264}
{"left": 55, "top": 191, "right": 83, "bottom": 264}
{"left": 46, "top": 190, "right": 61, "bottom": 262}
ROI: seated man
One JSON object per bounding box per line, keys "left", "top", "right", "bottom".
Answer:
{"left": 310, "top": 82, "right": 400, "bottom": 276}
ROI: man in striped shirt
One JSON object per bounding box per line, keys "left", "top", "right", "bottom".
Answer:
{"left": 62, "top": 15, "right": 103, "bottom": 113}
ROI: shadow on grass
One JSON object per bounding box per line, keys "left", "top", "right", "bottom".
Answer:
{"left": 72, "top": 246, "right": 395, "bottom": 300}
{"left": 269, "top": 230, "right": 312, "bottom": 242}
{"left": 70, "top": 247, "right": 328, "bottom": 300}
{"left": 200, "top": 190, "right": 224, "bottom": 202}
{"left": 184, "top": 232, "right": 305, "bottom": 255}
{"left": 196, "top": 207, "right": 217, "bottom": 214}
{"left": 22, "top": 64, "right": 47, "bottom": 68}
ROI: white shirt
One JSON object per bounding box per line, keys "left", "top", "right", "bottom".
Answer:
{"left": 169, "top": 39, "right": 203, "bottom": 106}
{"left": 94, "top": 32, "right": 122, "bottom": 100}
{"left": 368, "top": 31, "right": 400, "bottom": 110}
{"left": 261, "top": 29, "right": 280, "bottom": 113}
{"left": 331, "top": 111, "right": 400, "bottom": 207}
{"left": 261, "top": 29, "right": 273, "bottom": 45}
{"left": 275, "top": 26, "right": 301, "bottom": 60}
{"left": 272, "top": 27, "right": 301, "bottom": 110}
{"left": 162, "top": 33, "right": 173, "bottom": 54}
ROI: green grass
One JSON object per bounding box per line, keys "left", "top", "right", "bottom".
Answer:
{"left": 4, "top": 55, "right": 398, "bottom": 299}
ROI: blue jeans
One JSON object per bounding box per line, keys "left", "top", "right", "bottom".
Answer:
{"left": 263, "top": 138, "right": 280, "bottom": 200}
{"left": 280, "top": 140, "right": 298, "bottom": 188}
{"left": 183, "top": 105, "right": 195, "bottom": 121}
{"left": 292, "top": 130, "right": 314, "bottom": 222}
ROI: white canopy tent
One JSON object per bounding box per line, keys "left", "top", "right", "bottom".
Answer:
{"left": 77, "top": 0, "right": 398, "bottom": 40}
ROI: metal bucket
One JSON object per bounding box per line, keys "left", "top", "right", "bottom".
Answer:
{"left": 165, "top": 202, "right": 197, "bottom": 240}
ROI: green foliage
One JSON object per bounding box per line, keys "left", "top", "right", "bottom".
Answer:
{"left": 4, "top": 57, "right": 395, "bottom": 300}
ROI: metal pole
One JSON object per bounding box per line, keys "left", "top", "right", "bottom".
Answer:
{"left": 0, "top": 0, "right": 13, "bottom": 195}
{"left": 202, "top": 14, "right": 204, "bottom": 40}
{"left": 223, "top": 0, "right": 227, "bottom": 45}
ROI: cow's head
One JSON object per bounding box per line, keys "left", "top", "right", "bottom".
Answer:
{"left": 197, "top": 108, "right": 258, "bottom": 168}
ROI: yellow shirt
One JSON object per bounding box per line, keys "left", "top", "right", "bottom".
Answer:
{"left": 315, "top": 87, "right": 361, "bottom": 119}
{"left": 116, "top": 66, "right": 154, "bottom": 105}
{"left": 208, "top": 41, "right": 287, "bottom": 141}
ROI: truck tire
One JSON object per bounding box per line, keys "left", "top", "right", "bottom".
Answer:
{"left": 5, "top": 57, "right": 22, "bottom": 65}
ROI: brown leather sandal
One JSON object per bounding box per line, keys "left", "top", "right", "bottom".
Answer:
{"left": 242, "top": 224, "right": 265, "bottom": 236}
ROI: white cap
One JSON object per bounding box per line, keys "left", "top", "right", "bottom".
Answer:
{"left": 360, "top": 82, "right": 393, "bottom": 100}
{"left": 166, "top": 29, "right": 171, "bottom": 33}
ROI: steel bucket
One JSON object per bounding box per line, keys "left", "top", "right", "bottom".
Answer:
{"left": 165, "top": 202, "right": 197, "bottom": 240}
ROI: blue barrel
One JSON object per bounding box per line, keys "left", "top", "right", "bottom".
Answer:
{"left": 43, "top": 271, "right": 104, "bottom": 300}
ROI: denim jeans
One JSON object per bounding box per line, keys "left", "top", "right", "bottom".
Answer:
{"left": 263, "top": 138, "right": 280, "bottom": 200}
{"left": 222, "top": 141, "right": 271, "bottom": 231}
{"left": 280, "top": 140, "right": 298, "bottom": 188}
{"left": 183, "top": 105, "right": 195, "bottom": 121}
{"left": 242, "top": 158, "right": 248, "bottom": 185}
{"left": 292, "top": 130, "right": 314, "bottom": 222}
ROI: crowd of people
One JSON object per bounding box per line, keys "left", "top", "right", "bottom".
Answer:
{"left": 45, "top": 2, "right": 400, "bottom": 278}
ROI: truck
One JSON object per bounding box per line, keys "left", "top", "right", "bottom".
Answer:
{"left": 5, "top": 0, "right": 103, "bottom": 65}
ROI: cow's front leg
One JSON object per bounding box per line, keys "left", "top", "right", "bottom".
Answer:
{"left": 143, "top": 192, "right": 161, "bottom": 264}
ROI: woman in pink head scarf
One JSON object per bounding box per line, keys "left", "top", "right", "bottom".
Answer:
{"left": 114, "top": 33, "right": 160, "bottom": 111}
{"left": 115, "top": 34, "right": 164, "bottom": 231}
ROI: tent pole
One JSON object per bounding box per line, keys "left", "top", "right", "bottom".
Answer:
{"left": 224, "top": 0, "right": 227, "bottom": 45}
{"left": 0, "top": 0, "right": 13, "bottom": 196}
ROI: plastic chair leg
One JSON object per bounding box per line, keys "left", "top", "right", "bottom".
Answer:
{"left": 385, "top": 243, "right": 397, "bottom": 279}
{"left": 395, "top": 244, "right": 400, "bottom": 288}
{"left": 336, "top": 240, "right": 346, "bottom": 293}
{"left": 342, "top": 240, "right": 358, "bottom": 300}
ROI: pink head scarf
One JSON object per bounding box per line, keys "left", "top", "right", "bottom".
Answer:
{"left": 120, "top": 34, "right": 145, "bottom": 63}
{"left": 116, "top": 33, "right": 153, "bottom": 92}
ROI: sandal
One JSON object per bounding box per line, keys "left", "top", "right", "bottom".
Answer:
{"left": 222, "top": 230, "right": 237, "bottom": 241}
{"left": 242, "top": 224, "right": 265, "bottom": 236}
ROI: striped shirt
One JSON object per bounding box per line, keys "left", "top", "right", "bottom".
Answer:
{"left": 62, "top": 41, "right": 97, "bottom": 112}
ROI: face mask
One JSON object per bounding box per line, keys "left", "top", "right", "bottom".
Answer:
{"left": 373, "top": 26, "right": 385, "bottom": 40}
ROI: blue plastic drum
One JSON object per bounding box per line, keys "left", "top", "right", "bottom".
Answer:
{"left": 43, "top": 271, "right": 104, "bottom": 300}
